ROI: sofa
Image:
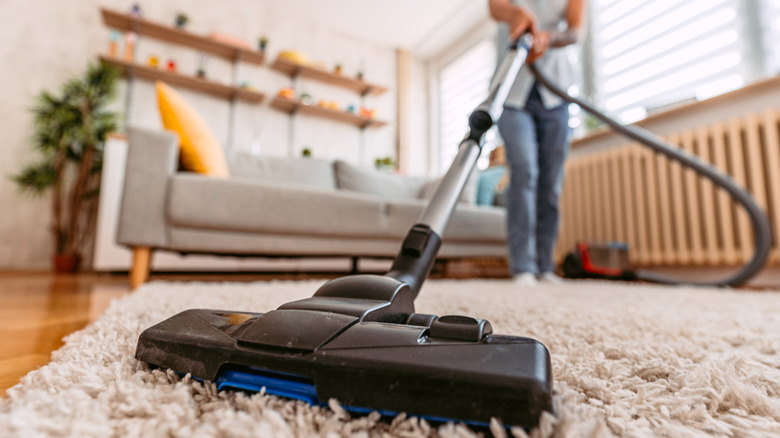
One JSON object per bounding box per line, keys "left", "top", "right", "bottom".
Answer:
{"left": 117, "top": 127, "right": 508, "bottom": 288}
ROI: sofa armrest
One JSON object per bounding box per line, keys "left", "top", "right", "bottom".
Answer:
{"left": 116, "top": 127, "right": 179, "bottom": 248}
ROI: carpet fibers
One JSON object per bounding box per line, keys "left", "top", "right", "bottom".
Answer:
{"left": 2, "top": 279, "right": 780, "bottom": 437}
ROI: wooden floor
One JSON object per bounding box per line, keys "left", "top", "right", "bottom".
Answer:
{"left": 0, "top": 272, "right": 128, "bottom": 395}
{"left": 2, "top": 267, "right": 779, "bottom": 397}
{"left": 0, "top": 271, "right": 341, "bottom": 396}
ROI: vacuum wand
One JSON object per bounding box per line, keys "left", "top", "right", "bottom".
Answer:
{"left": 386, "top": 37, "right": 531, "bottom": 299}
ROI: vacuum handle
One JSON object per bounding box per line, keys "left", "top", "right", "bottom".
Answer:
{"left": 386, "top": 37, "right": 531, "bottom": 300}
{"left": 475, "top": 35, "right": 532, "bottom": 126}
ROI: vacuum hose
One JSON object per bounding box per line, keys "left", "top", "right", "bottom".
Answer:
{"left": 528, "top": 63, "right": 772, "bottom": 287}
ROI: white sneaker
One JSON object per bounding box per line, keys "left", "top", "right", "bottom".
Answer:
{"left": 538, "top": 272, "right": 566, "bottom": 285}
{"left": 513, "top": 272, "right": 538, "bottom": 286}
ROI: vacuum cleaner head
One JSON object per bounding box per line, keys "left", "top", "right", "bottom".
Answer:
{"left": 136, "top": 275, "right": 553, "bottom": 429}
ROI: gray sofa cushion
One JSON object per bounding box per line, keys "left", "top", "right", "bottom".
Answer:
{"left": 229, "top": 154, "right": 336, "bottom": 190}
{"left": 418, "top": 172, "right": 478, "bottom": 205}
{"left": 167, "top": 173, "right": 390, "bottom": 237}
{"left": 386, "top": 199, "right": 505, "bottom": 242}
{"left": 334, "top": 160, "right": 428, "bottom": 199}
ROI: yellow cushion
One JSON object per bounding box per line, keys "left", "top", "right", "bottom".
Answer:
{"left": 156, "top": 81, "right": 230, "bottom": 178}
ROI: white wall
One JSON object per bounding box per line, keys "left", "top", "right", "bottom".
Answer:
{"left": 0, "top": 0, "right": 434, "bottom": 269}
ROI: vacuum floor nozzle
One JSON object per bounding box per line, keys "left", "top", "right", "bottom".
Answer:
{"left": 137, "top": 275, "right": 553, "bottom": 429}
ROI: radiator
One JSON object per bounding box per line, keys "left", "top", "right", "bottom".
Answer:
{"left": 556, "top": 108, "right": 780, "bottom": 267}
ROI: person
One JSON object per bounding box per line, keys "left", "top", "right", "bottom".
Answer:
{"left": 487, "top": 0, "right": 586, "bottom": 285}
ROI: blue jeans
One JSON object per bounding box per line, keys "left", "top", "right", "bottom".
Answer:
{"left": 497, "top": 85, "right": 570, "bottom": 275}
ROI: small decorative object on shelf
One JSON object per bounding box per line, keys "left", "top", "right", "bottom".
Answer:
{"left": 147, "top": 55, "right": 159, "bottom": 68}
{"left": 299, "top": 93, "right": 313, "bottom": 105}
{"left": 334, "top": 64, "right": 342, "bottom": 75}
{"left": 258, "top": 36, "right": 268, "bottom": 51}
{"left": 278, "top": 50, "right": 307, "bottom": 65}
{"left": 129, "top": 3, "right": 142, "bottom": 18}
{"left": 301, "top": 147, "right": 312, "bottom": 158}
{"left": 166, "top": 59, "right": 177, "bottom": 72}
{"left": 316, "top": 100, "right": 328, "bottom": 108}
{"left": 174, "top": 12, "right": 189, "bottom": 28}
{"left": 239, "top": 81, "right": 258, "bottom": 91}
{"left": 123, "top": 32, "right": 136, "bottom": 61}
{"left": 108, "top": 31, "right": 120, "bottom": 57}
{"left": 277, "top": 87, "right": 295, "bottom": 99}
{"left": 357, "top": 61, "right": 365, "bottom": 81}
{"left": 346, "top": 104, "right": 356, "bottom": 114}
{"left": 196, "top": 54, "right": 208, "bottom": 78}
{"left": 360, "top": 107, "right": 376, "bottom": 119}
{"left": 374, "top": 156, "right": 397, "bottom": 172}
{"left": 208, "top": 32, "right": 251, "bottom": 49}
{"left": 329, "top": 101, "right": 340, "bottom": 111}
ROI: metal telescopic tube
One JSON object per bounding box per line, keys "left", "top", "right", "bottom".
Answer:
{"left": 416, "top": 37, "right": 530, "bottom": 237}
{"left": 417, "top": 138, "right": 482, "bottom": 236}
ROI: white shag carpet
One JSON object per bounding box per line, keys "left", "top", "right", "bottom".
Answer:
{"left": 2, "top": 279, "right": 780, "bottom": 437}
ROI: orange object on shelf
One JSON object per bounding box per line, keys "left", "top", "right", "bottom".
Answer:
{"left": 108, "top": 40, "right": 118, "bottom": 57}
{"left": 277, "top": 87, "right": 295, "bottom": 99}
{"left": 207, "top": 32, "right": 251, "bottom": 49}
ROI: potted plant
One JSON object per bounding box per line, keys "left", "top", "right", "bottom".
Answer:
{"left": 374, "top": 156, "right": 396, "bottom": 172}
{"left": 174, "top": 13, "right": 189, "bottom": 28}
{"left": 12, "top": 63, "right": 120, "bottom": 273}
{"left": 258, "top": 36, "right": 268, "bottom": 51}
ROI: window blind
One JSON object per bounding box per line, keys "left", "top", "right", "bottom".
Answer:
{"left": 438, "top": 39, "right": 496, "bottom": 173}
{"left": 591, "top": 0, "right": 744, "bottom": 122}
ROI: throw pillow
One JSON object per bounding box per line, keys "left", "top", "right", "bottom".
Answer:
{"left": 475, "top": 165, "right": 508, "bottom": 206}
{"left": 334, "top": 160, "right": 428, "bottom": 199}
{"left": 156, "top": 81, "right": 230, "bottom": 178}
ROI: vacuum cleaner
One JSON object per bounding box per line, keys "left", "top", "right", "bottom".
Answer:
{"left": 135, "top": 35, "right": 773, "bottom": 431}
{"left": 136, "top": 38, "right": 553, "bottom": 430}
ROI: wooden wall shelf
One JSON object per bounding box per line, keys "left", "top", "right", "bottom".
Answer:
{"left": 100, "top": 56, "right": 265, "bottom": 103}
{"left": 101, "top": 8, "right": 265, "bottom": 64}
{"left": 270, "top": 97, "right": 387, "bottom": 129}
{"left": 270, "top": 57, "right": 387, "bottom": 96}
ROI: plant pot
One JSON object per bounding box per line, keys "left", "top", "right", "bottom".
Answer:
{"left": 53, "top": 253, "right": 81, "bottom": 273}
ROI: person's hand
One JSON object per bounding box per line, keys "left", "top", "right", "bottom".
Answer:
{"left": 508, "top": 6, "right": 537, "bottom": 41}
{"left": 527, "top": 30, "right": 550, "bottom": 63}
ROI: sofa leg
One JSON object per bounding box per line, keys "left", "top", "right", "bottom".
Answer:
{"left": 350, "top": 257, "right": 359, "bottom": 274}
{"left": 130, "top": 246, "right": 152, "bottom": 290}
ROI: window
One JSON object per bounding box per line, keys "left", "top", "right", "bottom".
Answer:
{"left": 763, "top": 0, "right": 780, "bottom": 74}
{"left": 438, "top": 39, "right": 496, "bottom": 173}
{"left": 590, "top": 0, "right": 745, "bottom": 122}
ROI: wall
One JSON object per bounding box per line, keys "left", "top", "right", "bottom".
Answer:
{"left": 0, "top": 0, "right": 428, "bottom": 269}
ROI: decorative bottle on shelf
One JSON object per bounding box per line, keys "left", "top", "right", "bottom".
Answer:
{"left": 108, "top": 30, "right": 120, "bottom": 57}
{"left": 123, "top": 32, "right": 136, "bottom": 62}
